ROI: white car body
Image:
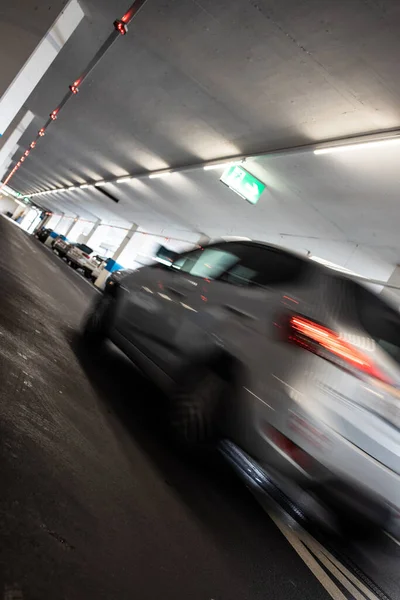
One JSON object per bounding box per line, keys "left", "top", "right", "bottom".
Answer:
{"left": 66, "top": 243, "right": 94, "bottom": 275}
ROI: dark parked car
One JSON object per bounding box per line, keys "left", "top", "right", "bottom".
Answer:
{"left": 35, "top": 227, "right": 53, "bottom": 243}
{"left": 104, "top": 268, "right": 134, "bottom": 291}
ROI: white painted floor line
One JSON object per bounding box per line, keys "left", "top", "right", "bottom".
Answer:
{"left": 268, "top": 513, "right": 347, "bottom": 600}
{"left": 321, "top": 550, "right": 379, "bottom": 600}
{"left": 301, "top": 534, "right": 378, "bottom": 600}
{"left": 384, "top": 531, "right": 400, "bottom": 547}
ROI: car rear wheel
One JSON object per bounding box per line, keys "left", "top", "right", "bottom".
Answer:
{"left": 82, "top": 295, "right": 114, "bottom": 344}
{"left": 169, "top": 364, "right": 227, "bottom": 446}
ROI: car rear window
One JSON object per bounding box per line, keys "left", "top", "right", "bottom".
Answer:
{"left": 221, "top": 245, "right": 307, "bottom": 287}
{"left": 76, "top": 244, "right": 93, "bottom": 254}
{"left": 355, "top": 285, "right": 400, "bottom": 365}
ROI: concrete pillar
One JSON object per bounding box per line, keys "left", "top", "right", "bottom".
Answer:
{"left": 64, "top": 217, "right": 79, "bottom": 238}
{"left": 11, "top": 205, "right": 25, "bottom": 221}
{"left": 382, "top": 266, "right": 400, "bottom": 309}
{"left": 45, "top": 214, "right": 64, "bottom": 246}
{"left": 197, "top": 232, "right": 210, "bottom": 247}
{"left": 37, "top": 213, "right": 53, "bottom": 231}
{"left": 95, "top": 223, "right": 138, "bottom": 289}
{"left": 82, "top": 219, "right": 101, "bottom": 245}
{"left": 0, "top": 111, "right": 34, "bottom": 179}
{"left": 46, "top": 213, "right": 62, "bottom": 230}
{"left": 0, "top": 0, "right": 84, "bottom": 136}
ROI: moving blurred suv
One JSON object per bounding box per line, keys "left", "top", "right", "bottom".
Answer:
{"left": 82, "top": 240, "right": 400, "bottom": 533}
{"left": 66, "top": 243, "right": 94, "bottom": 277}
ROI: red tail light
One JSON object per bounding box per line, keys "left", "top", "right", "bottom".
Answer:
{"left": 288, "top": 315, "right": 390, "bottom": 383}
{"left": 82, "top": 253, "right": 90, "bottom": 259}
{"left": 267, "top": 426, "right": 312, "bottom": 468}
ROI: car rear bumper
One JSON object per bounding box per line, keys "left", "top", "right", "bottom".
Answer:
{"left": 68, "top": 257, "right": 86, "bottom": 268}
{"left": 251, "top": 418, "right": 400, "bottom": 530}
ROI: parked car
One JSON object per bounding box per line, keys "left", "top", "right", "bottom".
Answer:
{"left": 53, "top": 237, "right": 72, "bottom": 259}
{"left": 35, "top": 227, "right": 53, "bottom": 243}
{"left": 90, "top": 262, "right": 132, "bottom": 287}
{"left": 84, "top": 254, "right": 108, "bottom": 281}
{"left": 82, "top": 240, "right": 400, "bottom": 534}
{"left": 66, "top": 243, "right": 94, "bottom": 277}
{"left": 50, "top": 234, "right": 68, "bottom": 249}
{"left": 104, "top": 268, "right": 134, "bottom": 291}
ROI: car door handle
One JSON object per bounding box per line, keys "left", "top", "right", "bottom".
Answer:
{"left": 165, "top": 286, "right": 187, "bottom": 299}
{"left": 223, "top": 304, "right": 256, "bottom": 320}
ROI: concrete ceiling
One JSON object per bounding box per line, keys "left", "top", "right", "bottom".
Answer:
{"left": 4, "top": 0, "right": 400, "bottom": 271}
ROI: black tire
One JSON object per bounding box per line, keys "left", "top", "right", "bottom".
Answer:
{"left": 169, "top": 364, "right": 227, "bottom": 445}
{"left": 82, "top": 294, "right": 114, "bottom": 345}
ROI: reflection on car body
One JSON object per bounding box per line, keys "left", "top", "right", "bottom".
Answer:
{"left": 83, "top": 240, "right": 400, "bottom": 535}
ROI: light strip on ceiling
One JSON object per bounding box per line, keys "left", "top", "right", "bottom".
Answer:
{"left": 149, "top": 171, "right": 171, "bottom": 179}
{"left": 314, "top": 137, "right": 400, "bottom": 155}
{"left": 116, "top": 176, "right": 133, "bottom": 183}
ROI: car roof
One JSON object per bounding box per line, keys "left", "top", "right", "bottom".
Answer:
{"left": 213, "top": 238, "right": 310, "bottom": 262}
{"left": 212, "top": 238, "right": 375, "bottom": 285}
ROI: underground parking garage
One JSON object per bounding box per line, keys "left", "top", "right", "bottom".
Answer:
{"left": 2, "top": 1, "right": 400, "bottom": 599}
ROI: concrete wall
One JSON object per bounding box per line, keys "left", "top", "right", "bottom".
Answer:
{"left": 0, "top": 196, "right": 18, "bottom": 215}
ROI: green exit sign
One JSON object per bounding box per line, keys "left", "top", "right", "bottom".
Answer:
{"left": 220, "top": 165, "right": 265, "bottom": 204}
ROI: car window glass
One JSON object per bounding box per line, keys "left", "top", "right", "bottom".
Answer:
{"left": 172, "top": 245, "right": 243, "bottom": 280}
{"left": 222, "top": 264, "right": 258, "bottom": 286}
{"left": 221, "top": 246, "right": 305, "bottom": 287}
{"left": 76, "top": 244, "right": 93, "bottom": 254}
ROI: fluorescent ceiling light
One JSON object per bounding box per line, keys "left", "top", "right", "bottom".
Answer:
{"left": 203, "top": 161, "right": 241, "bottom": 171}
{"left": 116, "top": 176, "right": 132, "bottom": 183}
{"left": 95, "top": 181, "right": 107, "bottom": 187}
{"left": 149, "top": 171, "right": 171, "bottom": 179}
{"left": 314, "top": 137, "right": 400, "bottom": 155}
{"left": 80, "top": 184, "right": 90, "bottom": 189}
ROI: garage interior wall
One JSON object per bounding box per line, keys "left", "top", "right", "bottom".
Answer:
{"left": 87, "top": 225, "right": 129, "bottom": 257}
{"left": 0, "top": 195, "right": 18, "bottom": 215}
